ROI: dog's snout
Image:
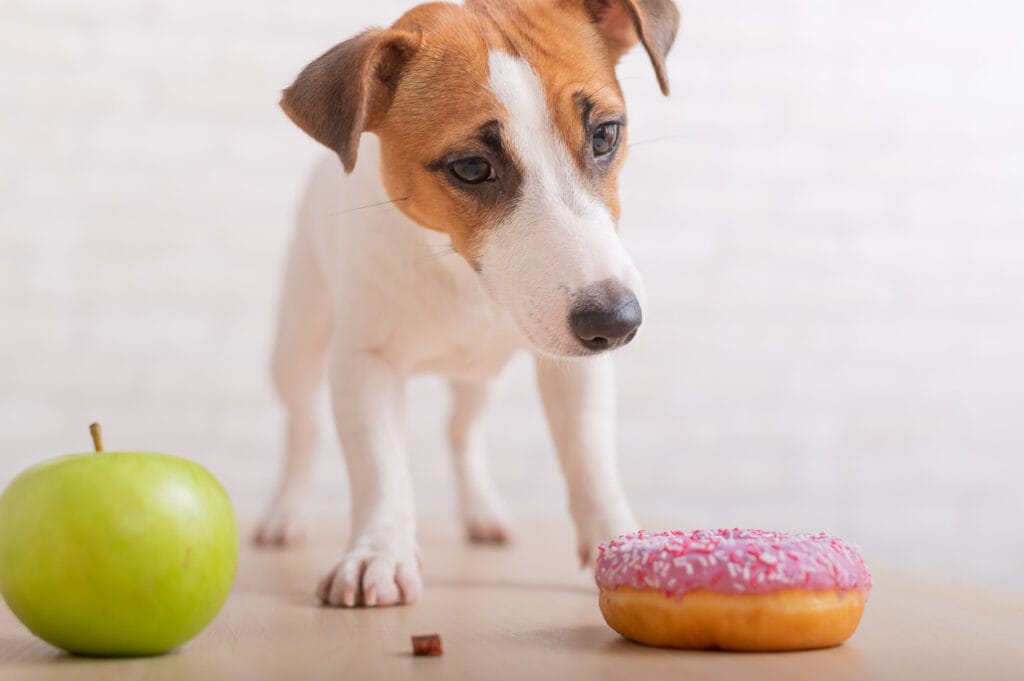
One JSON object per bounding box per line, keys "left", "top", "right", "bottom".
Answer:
{"left": 569, "top": 280, "right": 642, "bottom": 352}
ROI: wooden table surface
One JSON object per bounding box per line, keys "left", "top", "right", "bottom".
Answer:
{"left": 2, "top": 520, "right": 1022, "bottom": 680}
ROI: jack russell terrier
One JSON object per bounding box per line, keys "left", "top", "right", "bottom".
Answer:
{"left": 255, "top": 0, "right": 679, "bottom": 607}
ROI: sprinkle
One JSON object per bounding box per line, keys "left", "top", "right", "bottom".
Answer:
{"left": 595, "top": 529, "right": 872, "bottom": 597}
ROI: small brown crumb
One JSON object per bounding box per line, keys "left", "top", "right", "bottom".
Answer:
{"left": 411, "top": 634, "right": 443, "bottom": 656}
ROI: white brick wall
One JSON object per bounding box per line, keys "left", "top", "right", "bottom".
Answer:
{"left": 2, "top": 1, "right": 1022, "bottom": 589}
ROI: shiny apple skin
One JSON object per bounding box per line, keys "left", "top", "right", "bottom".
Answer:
{"left": 0, "top": 452, "right": 238, "bottom": 656}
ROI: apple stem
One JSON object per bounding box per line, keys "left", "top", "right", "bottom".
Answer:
{"left": 89, "top": 422, "right": 104, "bottom": 453}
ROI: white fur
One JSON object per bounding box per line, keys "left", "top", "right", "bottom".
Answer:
{"left": 477, "top": 52, "right": 646, "bottom": 356}
{"left": 257, "top": 56, "right": 641, "bottom": 607}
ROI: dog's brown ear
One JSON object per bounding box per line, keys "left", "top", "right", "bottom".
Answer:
{"left": 281, "top": 29, "right": 420, "bottom": 172}
{"left": 579, "top": 0, "right": 680, "bottom": 96}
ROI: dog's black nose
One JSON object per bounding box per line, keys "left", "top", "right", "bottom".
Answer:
{"left": 569, "top": 280, "right": 642, "bottom": 352}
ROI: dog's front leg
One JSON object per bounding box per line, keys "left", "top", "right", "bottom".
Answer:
{"left": 316, "top": 351, "right": 421, "bottom": 607}
{"left": 535, "top": 354, "right": 639, "bottom": 565}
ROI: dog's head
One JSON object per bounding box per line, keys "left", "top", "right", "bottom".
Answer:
{"left": 282, "top": 0, "right": 679, "bottom": 357}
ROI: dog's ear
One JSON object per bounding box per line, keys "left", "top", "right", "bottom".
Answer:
{"left": 281, "top": 29, "right": 420, "bottom": 172}
{"left": 579, "top": 0, "right": 680, "bottom": 96}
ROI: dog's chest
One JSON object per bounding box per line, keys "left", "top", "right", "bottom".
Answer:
{"left": 411, "top": 315, "right": 521, "bottom": 378}
{"left": 400, "top": 253, "right": 524, "bottom": 379}
{"left": 315, "top": 212, "right": 524, "bottom": 379}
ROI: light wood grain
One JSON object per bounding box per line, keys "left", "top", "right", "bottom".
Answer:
{"left": 2, "top": 520, "right": 1022, "bottom": 680}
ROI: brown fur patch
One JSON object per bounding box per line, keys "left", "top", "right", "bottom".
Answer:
{"left": 281, "top": 0, "right": 679, "bottom": 262}
{"left": 376, "top": 0, "right": 633, "bottom": 259}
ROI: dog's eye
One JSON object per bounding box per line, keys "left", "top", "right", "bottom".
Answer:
{"left": 448, "top": 157, "right": 495, "bottom": 184}
{"left": 592, "top": 122, "right": 621, "bottom": 157}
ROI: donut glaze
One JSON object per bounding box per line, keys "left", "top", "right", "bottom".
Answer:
{"left": 596, "top": 530, "right": 872, "bottom": 651}
{"left": 596, "top": 529, "right": 872, "bottom": 596}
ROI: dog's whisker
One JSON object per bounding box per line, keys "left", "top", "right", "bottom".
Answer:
{"left": 315, "top": 196, "right": 410, "bottom": 222}
{"left": 414, "top": 243, "right": 460, "bottom": 263}
{"left": 591, "top": 77, "right": 620, "bottom": 96}
{"left": 630, "top": 132, "right": 697, "bottom": 147}
{"left": 591, "top": 74, "right": 647, "bottom": 96}
{"left": 429, "top": 246, "right": 459, "bottom": 258}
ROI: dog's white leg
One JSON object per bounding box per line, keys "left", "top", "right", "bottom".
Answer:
{"left": 317, "top": 351, "right": 420, "bottom": 607}
{"left": 255, "top": 227, "right": 332, "bottom": 547}
{"left": 535, "top": 354, "right": 639, "bottom": 565}
{"left": 448, "top": 379, "right": 511, "bottom": 544}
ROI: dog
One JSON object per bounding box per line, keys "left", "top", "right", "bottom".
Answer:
{"left": 255, "top": 0, "right": 679, "bottom": 608}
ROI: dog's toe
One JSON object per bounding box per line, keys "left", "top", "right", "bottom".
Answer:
{"left": 396, "top": 561, "right": 422, "bottom": 603}
{"left": 317, "top": 551, "right": 421, "bottom": 607}
{"left": 362, "top": 559, "right": 402, "bottom": 606}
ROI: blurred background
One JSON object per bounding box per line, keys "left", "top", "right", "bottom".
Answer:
{"left": 2, "top": 1, "right": 1022, "bottom": 589}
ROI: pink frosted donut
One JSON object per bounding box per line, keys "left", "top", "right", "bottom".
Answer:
{"left": 596, "top": 529, "right": 872, "bottom": 651}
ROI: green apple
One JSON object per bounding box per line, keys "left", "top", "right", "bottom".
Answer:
{"left": 0, "top": 424, "right": 238, "bottom": 656}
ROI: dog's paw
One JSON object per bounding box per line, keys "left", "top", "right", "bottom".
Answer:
{"left": 466, "top": 517, "right": 512, "bottom": 544}
{"left": 253, "top": 501, "right": 309, "bottom": 548}
{"left": 574, "top": 512, "right": 639, "bottom": 567}
{"left": 461, "top": 492, "right": 512, "bottom": 545}
{"left": 316, "top": 548, "right": 421, "bottom": 607}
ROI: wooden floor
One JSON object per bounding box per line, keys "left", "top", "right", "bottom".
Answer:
{"left": 2, "top": 520, "right": 1022, "bottom": 681}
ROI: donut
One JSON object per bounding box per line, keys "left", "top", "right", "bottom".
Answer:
{"left": 595, "top": 529, "right": 871, "bottom": 651}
